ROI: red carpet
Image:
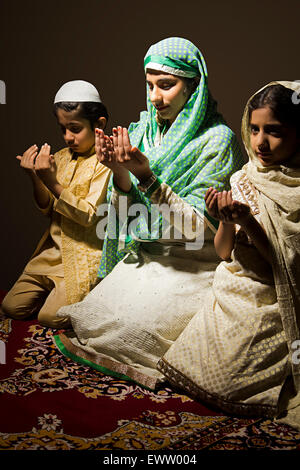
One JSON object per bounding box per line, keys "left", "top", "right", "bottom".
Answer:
{"left": 1, "top": 289, "right": 300, "bottom": 452}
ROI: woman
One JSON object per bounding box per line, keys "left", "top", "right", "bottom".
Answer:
{"left": 159, "top": 81, "right": 300, "bottom": 427}
{"left": 55, "top": 37, "right": 244, "bottom": 389}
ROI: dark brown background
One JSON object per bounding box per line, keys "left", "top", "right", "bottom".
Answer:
{"left": 1, "top": 0, "right": 299, "bottom": 290}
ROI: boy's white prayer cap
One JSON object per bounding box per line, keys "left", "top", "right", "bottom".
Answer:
{"left": 54, "top": 80, "right": 102, "bottom": 103}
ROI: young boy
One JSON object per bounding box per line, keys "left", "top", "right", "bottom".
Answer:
{"left": 2, "top": 80, "right": 111, "bottom": 328}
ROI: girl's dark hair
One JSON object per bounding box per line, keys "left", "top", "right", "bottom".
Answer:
{"left": 248, "top": 84, "right": 300, "bottom": 133}
{"left": 53, "top": 101, "right": 109, "bottom": 129}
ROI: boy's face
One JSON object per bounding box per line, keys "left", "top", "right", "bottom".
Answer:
{"left": 56, "top": 108, "right": 96, "bottom": 156}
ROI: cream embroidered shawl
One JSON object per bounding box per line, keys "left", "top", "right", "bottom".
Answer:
{"left": 158, "top": 81, "right": 300, "bottom": 426}
{"left": 242, "top": 81, "right": 300, "bottom": 427}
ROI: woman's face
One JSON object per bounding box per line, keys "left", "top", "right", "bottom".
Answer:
{"left": 249, "top": 106, "right": 300, "bottom": 166}
{"left": 146, "top": 70, "right": 190, "bottom": 124}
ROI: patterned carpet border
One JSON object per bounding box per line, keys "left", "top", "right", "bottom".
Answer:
{"left": 1, "top": 292, "right": 300, "bottom": 451}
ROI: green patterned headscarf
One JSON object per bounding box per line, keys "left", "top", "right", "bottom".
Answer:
{"left": 98, "top": 37, "right": 244, "bottom": 277}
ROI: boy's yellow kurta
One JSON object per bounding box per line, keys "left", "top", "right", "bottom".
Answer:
{"left": 24, "top": 146, "right": 111, "bottom": 304}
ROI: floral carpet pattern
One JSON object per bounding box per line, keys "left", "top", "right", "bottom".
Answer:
{"left": 1, "top": 290, "right": 300, "bottom": 451}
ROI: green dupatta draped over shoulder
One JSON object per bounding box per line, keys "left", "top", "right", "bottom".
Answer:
{"left": 98, "top": 37, "right": 244, "bottom": 278}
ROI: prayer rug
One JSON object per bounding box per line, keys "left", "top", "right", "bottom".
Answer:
{"left": 1, "top": 290, "right": 300, "bottom": 452}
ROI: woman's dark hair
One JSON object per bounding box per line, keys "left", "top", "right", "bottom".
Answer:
{"left": 53, "top": 101, "right": 109, "bottom": 129}
{"left": 248, "top": 84, "right": 300, "bottom": 133}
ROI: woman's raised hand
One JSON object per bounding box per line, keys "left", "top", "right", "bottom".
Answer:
{"left": 205, "top": 188, "right": 251, "bottom": 225}
{"left": 96, "top": 127, "right": 133, "bottom": 192}
{"left": 96, "top": 126, "right": 153, "bottom": 188}
{"left": 16, "top": 145, "right": 38, "bottom": 172}
{"left": 112, "top": 127, "right": 153, "bottom": 182}
{"left": 112, "top": 126, "right": 131, "bottom": 163}
{"left": 95, "top": 128, "right": 119, "bottom": 171}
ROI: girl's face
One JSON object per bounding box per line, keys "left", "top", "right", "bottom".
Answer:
{"left": 250, "top": 106, "right": 300, "bottom": 166}
{"left": 56, "top": 108, "right": 103, "bottom": 156}
{"left": 146, "top": 70, "right": 190, "bottom": 124}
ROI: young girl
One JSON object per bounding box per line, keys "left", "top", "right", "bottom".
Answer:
{"left": 1, "top": 80, "right": 111, "bottom": 329}
{"left": 159, "top": 81, "right": 300, "bottom": 424}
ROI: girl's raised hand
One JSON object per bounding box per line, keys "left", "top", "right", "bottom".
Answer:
{"left": 217, "top": 190, "right": 251, "bottom": 225}
{"left": 228, "top": 200, "right": 252, "bottom": 226}
{"left": 205, "top": 188, "right": 251, "bottom": 225}
{"left": 205, "top": 187, "right": 220, "bottom": 220}
{"left": 16, "top": 145, "right": 38, "bottom": 172}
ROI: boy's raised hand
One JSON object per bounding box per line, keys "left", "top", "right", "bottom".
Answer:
{"left": 35, "top": 143, "right": 60, "bottom": 195}
{"left": 35, "top": 143, "right": 56, "bottom": 172}
{"left": 16, "top": 145, "right": 38, "bottom": 173}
